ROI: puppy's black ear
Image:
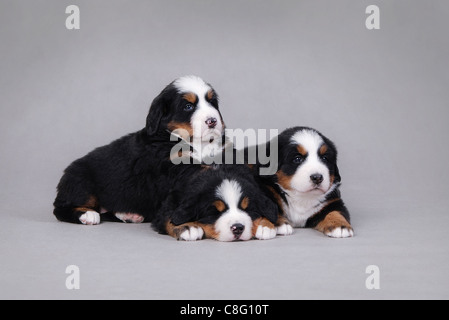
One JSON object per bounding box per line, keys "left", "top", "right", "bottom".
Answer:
{"left": 249, "top": 195, "right": 279, "bottom": 224}
{"left": 333, "top": 163, "right": 341, "bottom": 184}
{"left": 321, "top": 135, "right": 341, "bottom": 184}
{"left": 146, "top": 92, "right": 169, "bottom": 136}
{"left": 170, "top": 205, "right": 196, "bottom": 226}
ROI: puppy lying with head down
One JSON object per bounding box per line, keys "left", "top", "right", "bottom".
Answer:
{"left": 256, "top": 127, "right": 354, "bottom": 238}
{"left": 153, "top": 164, "right": 279, "bottom": 241}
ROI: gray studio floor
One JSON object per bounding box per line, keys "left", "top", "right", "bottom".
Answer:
{"left": 1, "top": 0, "right": 449, "bottom": 300}
{"left": 1, "top": 193, "right": 448, "bottom": 300}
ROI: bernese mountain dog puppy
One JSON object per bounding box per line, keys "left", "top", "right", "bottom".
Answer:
{"left": 53, "top": 76, "right": 225, "bottom": 225}
{"left": 152, "top": 164, "right": 279, "bottom": 241}
{"left": 257, "top": 127, "right": 354, "bottom": 238}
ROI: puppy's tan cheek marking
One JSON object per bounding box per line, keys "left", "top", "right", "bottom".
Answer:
{"left": 199, "top": 223, "right": 219, "bottom": 240}
{"left": 315, "top": 211, "right": 352, "bottom": 234}
{"left": 167, "top": 121, "right": 194, "bottom": 139}
{"left": 276, "top": 170, "right": 293, "bottom": 190}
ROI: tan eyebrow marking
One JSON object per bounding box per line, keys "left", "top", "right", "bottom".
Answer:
{"left": 319, "top": 144, "right": 328, "bottom": 155}
{"left": 213, "top": 200, "right": 226, "bottom": 212}
{"left": 206, "top": 89, "right": 214, "bottom": 101}
{"left": 183, "top": 92, "right": 197, "bottom": 104}
{"left": 276, "top": 170, "right": 293, "bottom": 190}
{"left": 240, "top": 197, "right": 249, "bottom": 210}
{"left": 297, "top": 145, "right": 307, "bottom": 156}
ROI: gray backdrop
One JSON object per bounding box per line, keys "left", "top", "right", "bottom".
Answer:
{"left": 1, "top": 0, "right": 448, "bottom": 299}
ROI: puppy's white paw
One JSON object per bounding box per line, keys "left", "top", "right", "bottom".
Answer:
{"left": 115, "top": 213, "right": 145, "bottom": 223}
{"left": 276, "top": 223, "right": 293, "bottom": 236}
{"left": 179, "top": 227, "right": 204, "bottom": 241}
{"left": 325, "top": 227, "right": 354, "bottom": 238}
{"left": 255, "top": 226, "right": 277, "bottom": 240}
{"left": 79, "top": 211, "right": 100, "bottom": 225}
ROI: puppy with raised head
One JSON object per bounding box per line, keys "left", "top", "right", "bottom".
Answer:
{"left": 53, "top": 76, "right": 225, "bottom": 225}
{"left": 258, "top": 127, "right": 354, "bottom": 238}
{"left": 153, "top": 165, "right": 279, "bottom": 241}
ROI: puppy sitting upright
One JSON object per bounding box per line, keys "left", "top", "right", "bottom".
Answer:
{"left": 53, "top": 76, "right": 225, "bottom": 225}
{"left": 260, "top": 127, "right": 354, "bottom": 238}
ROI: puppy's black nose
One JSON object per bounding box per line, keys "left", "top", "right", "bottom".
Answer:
{"left": 310, "top": 174, "right": 324, "bottom": 185}
{"left": 231, "top": 223, "right": 245, "bottom": 237}
{"left": 205, "top": 117, "right": 218, "bottom": 128}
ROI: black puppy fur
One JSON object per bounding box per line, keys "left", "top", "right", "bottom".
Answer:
{"left": 251, "top": 127, "right": 353, "bottom": 237}
{"left": 152, "top": 164, "right": 279, "bottom": 241}
{"left": 53, "top": 77, "right": 222, "bottom": 224}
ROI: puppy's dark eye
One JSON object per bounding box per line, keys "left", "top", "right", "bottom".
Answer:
{"left": 184, "top": 104, "right": 194, "bottom": 111}
{"left": 320, "top": 155, "right": 328, "bottom": 162}
{"left": 293, "top": 155, "right": 303, "bottom": 164}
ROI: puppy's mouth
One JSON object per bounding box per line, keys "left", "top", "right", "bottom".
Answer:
{"left": 197, "top": 128, "right": 225, "bottom": 145}
{"left": 312, "top": 184, "right": 326, "bottom": 191}
{"left": 300, "top": 185, "right": 327, "bottom": 194}
{"left": 219, "top": 223, "right": 251, "bottom": 242}
{"left": 202, "top": 128, "right": 223, "bottom": 140}
{"left": 232, "top": 235, "right": 252, "bottom": 242}
{"left": 232, "top": 232, "right": 250, "bottom": 241}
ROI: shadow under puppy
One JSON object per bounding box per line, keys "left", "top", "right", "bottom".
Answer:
{"left": 153, "top": 165, "right": 279, "bottom": 241}
{"left": 252, "top": 127, "right": 354, "bottom": 238}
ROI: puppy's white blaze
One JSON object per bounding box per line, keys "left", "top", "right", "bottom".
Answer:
{"left": 216, "top": 179, "right": 242, "bottom": 209}
{"left": 191, "top": 104, "right": 222, "bottom": 141}
{"left": 173, "top": 75, "right": 210, "bottom": 96}
{"left": 290, "top": 129, "right": 324, "bottom": 152}
{"left": 214, "top": 179, "right": 252, "bottom": 241}
{"left": 289, "top": 129, "right": 330, "bottom": 194}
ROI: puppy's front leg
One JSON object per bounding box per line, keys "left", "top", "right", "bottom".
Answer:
{"left": 314, "top": 211, "right": 354, "bottom": 238}
{"left": 252, "top": 217, "right": 277, "bottom": 240}
{"left": 166, "top": 221, "right": 205, "bottom": 241}
{"left": 275, "top": 215, "right": 294, "bottom": 236}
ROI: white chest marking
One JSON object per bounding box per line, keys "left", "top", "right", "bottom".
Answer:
{"left": 281, "top": 192, "right": 325, "bottom": 227}
{"left": 280, "top": 183, "right": 339, "bottom": 228}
